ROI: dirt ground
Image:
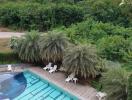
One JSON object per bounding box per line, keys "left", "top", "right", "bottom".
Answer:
{"left": 0, "top": 27, "right": 12, "bottom": 32}
{"left": 0, "top": 38, "right": 11, "bottom": 52}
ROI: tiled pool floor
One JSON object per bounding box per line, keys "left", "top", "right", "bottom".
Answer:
{"left": 14, "top": 72, "right": 76, "bottom": 100}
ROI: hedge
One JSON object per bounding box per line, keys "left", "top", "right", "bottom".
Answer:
{"left": 78, "top": 0, "right": 132, "bottom": 28}
{"left": 0, "top": 2, "right": 84, "bottom": 31}
{"left": 0, "top": 0, "right": 82, "bottom": 4}
{"left": 128, "top": 74, "right": 132, "bottom": 100}
{"left": 0, "top": 52, "right": 20, "bottom": 64}
{"left": 63, "top": 19, "right": 132, "bottom": 44}
{"left": 97, "top": 35, "right": 131, "bottom": 62}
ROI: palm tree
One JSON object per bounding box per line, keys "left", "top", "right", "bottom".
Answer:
{"left": 63, "top": 45, "right": 103, "bottom": 78}
{"left": 14, "top": 31, "right": 40, "bottom": 62}
{"left": 101, "top": 67, "right": 129, "bottom": 100}
{"left": 39, "top": 32, "right": 69, "bottom": 63}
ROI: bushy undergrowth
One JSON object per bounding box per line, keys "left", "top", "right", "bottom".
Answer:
{"left": 54, "top": 19, "right": 132, "bottom": 62}
{"left": 0, "top": 2, "right": 84, "bottom": 31}
{"left": 0, "top": 0, "right": 83, "bottom": 4}
{"left": 97, "top": 36, "right": 131, "bottom": 62}
{"left": 128, "top": 74, "right": 132, "bottom": 100}
{"left": 78, "top": 0, "right": 132, "bottom": 27}
{"left": 0, "top": 52, "right": 20, "bottom": 64}
{"left": 1, "top": 0, "right": 132, "bottom": 29}
{"left": 63, "top": 19, "right": 132, "bottom": 43}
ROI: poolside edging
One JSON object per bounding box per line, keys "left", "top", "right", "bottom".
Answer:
{"left": 28, "top": 67, "right": 98, "bottom": 100}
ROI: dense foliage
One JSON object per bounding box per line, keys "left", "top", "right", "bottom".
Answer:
{"left": 78, "top": 0, "right": 132, "bottom": 27}
{"left": 62, "top": 19, "right": 132, "bottom": 44}
{"left": 0, "top": 52, "right": 20, "bottom": 64}
{"left": 0, "top": 0, "right": 131, "bottom": 30}
{"left": 0, "top": 2, "right": 84, "bottom": 31}
{"left": 54, "top": 19, "right": 131, "bottom": 62}
{"left": 97, "top": 35, "right": 131, "bottom": 61}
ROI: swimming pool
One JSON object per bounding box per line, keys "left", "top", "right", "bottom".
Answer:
{"left": 0, "top": 71, "right": 78, "bottom": 100}
{"left": 0, "top": 72, "right": 27, "bottom": 99}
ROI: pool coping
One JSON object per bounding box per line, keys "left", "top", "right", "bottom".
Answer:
{"left": 24, "top": 69, "right": 79, "bottom": 100}
{"left": 26, "top": 67, "right": 98, "bottom": 100}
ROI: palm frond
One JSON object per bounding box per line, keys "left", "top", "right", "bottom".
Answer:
{"left": 101, "top": 67, "right": 128, "bottom": 100}
{"left": 39, "top": 32, "right": 69, "bottom": 62}
{"left": 63, "top": 44, "right": 103, "bottom": 78}
{"left": 12, "top": 31, "right": 40, "bottom": 62}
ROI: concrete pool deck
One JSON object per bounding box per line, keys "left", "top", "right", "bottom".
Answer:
{"left": 28, "top": 67, "right": 98, "bottom": 100}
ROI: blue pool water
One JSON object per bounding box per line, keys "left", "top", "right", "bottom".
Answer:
{"left": 0, "top": 72, "right": 27, "bottom": 99}
{"left": 0, "top": 71, "right": 78, "bottom": 100}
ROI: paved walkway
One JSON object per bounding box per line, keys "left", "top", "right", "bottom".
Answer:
{"left": 29, "top": 67, "right": 98, "bottom": 100}
{"left": 0, "top": 32, "right": 25, "bottom": 38}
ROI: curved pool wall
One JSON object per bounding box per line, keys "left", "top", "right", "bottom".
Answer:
{"left": 0, "top": 72, "right": 27, "bottom": 99}
{"left": 15, "top": 70, "right": 78, "bottom": 100}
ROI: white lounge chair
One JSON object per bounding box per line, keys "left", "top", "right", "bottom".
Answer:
{"left": 65, "top": 73, "right": 75, "bottom": 82}
{"left": 96, "top": 92, "right": 107, "bottom": 100}
{"left": 49, "top": 65, "right": 57, "bottom": 73}
{"left": 73, "top": 78, "right": 78, "bottom": 84}
{"left": 7, "top": 65, "right": 12, "bottom": 71}
{"left": 43, "top": 62, "right": 52, "bottom": 70}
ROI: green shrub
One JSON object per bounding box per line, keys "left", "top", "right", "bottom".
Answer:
{"left": 128, "top": 74, "right": 132, "bottom": 100}
{"left": 91, "top": 80, "right": 102, "bottom": 91}
{"left": 78, "top": 0, "right": 132, "bottom": 27}
{"left": 27, "top": 0, "right": 82, "bottom": 4}
{"left": 123, "top": 37, "right": 132, "bottom": 63}
{"left": 0, "top": 2, "right": 84, "bottom": 31}
{"left": 54, "top": 4, "right": 84, "bottom": 27}
{"left": 0, "top": 0, "right": 82, "bottom": 4}
{"left": 0, "top": 52, "right": 20, "bottom": 64}
{"left": 122, "top": 62, "right": 132, "bottom": 72}
{"left": 63, "top": 19, "right": 132, "bottom": 44}
{"left": 97, "top": 35, "right": 131, "bottom": 61}
{"left": 64, "top": 19, "right": 108, "bottom": 44}
{"left": 90, "top": 23, "right": 132, "bottom": 39}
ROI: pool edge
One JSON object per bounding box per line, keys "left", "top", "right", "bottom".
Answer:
{"left": 24, "top": 69, "right": 79, "bottom": 100}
